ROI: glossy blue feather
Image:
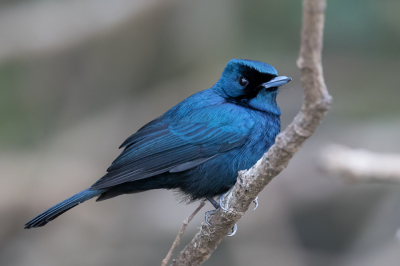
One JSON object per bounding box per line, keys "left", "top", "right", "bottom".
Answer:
{"left": 25, "top": 59, "right": 288, "bottom": 228}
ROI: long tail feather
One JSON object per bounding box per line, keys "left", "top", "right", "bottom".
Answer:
{"left": 24, "top": 188, "right": 106, "bottom": 229}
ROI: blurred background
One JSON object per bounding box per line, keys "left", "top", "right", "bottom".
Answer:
{"left": 1, "top": 0, "right": 400, "bottom": 265}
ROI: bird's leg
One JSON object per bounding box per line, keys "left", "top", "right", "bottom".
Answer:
{"left": 205, "top": 196, "right": 237, "bottom": 237}
{"left": 207, "top": 197, "right": 220, "bottom": 209}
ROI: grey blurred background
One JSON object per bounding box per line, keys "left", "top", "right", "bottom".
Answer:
{"left": 1, "top": 0, "right": 400, "bottom": 265}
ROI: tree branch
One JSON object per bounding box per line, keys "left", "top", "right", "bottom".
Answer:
{"left": 162, "top": 201, "right": 206, "bottom": 266}
{"left": 172, "top": 0, "right": 332, "bottom": 265}
{"left": 320, "top": 144, "right": 400, "bottom": 183}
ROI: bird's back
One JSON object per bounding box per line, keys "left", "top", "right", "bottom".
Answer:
{"left": 168, "top": 98, "right": 281, "bottom": 200}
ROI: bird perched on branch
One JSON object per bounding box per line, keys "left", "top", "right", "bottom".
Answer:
{"left": 25, "top": 59, "right": 291, "bottom": 233}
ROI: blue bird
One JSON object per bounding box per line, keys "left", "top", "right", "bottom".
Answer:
{"left": 25, "top": 59, "right": 291, "bottom": 231}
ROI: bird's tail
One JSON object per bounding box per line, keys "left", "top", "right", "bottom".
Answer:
{"left": 24, "top": 188, "right": 106, "bottom": 229}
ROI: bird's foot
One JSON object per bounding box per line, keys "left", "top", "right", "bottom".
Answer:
{"left": 253, "top": 196, "right": 259, "bottom": 210}
{"left": 228, "top": 224, "right": 238, "bottom": 237}
{"left": 219, "top": 194, "right": 229, "bottom": 212}
{"left": 205, "top": 209, "right": 217, "bottom": 226}
{"left": 205, "top": 195, "right": 237, "bottom": 236}
{"left": 204, "top": 209, "right": 237, "bottom": 236}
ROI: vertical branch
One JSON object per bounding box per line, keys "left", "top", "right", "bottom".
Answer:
{"left": 172, "top": 1, "right": 331, "bottom": 265}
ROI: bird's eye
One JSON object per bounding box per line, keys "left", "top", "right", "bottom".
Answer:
{"left": 238, "top": 77, "right": 249, "bottom": 87}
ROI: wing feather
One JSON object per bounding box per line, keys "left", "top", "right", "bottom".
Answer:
{"left": 90, "top": 119, "right": 249, "bottom": 190}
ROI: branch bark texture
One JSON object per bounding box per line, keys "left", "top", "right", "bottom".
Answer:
{"left": 172, "top": 0, "right": 332, "bottom": 265}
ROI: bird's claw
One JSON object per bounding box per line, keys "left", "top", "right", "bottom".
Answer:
{"left": 204, "top": 198, "right": 237, "bottom": 237}
{"left": 205, "top": 209, "right": 217, "bottom": 226}
{"left": 227, "top": 224, "right": 238, "bottom": 237}
{"left": 205, "top": 209, "right": 238, "bottom": 237}
{"left": 253, "top": 196, "right": 259, "bottom": 210}
{"left": 219, "top": 194, "right": 229, "bottom": 211}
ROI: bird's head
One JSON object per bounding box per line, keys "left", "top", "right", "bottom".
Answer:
{"left": 216, "top": 59, "right": 291, "bottom": 115}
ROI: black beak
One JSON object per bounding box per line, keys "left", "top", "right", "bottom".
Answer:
{"left": 262, "top": 76, "right": 292, "bottom": 89}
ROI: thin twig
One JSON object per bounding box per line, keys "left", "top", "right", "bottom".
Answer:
{"left": 161, "top": 201, "right": 206, "bottom": 266}
{"left": 172, "top": 0, "right": 332, "bottom": 265}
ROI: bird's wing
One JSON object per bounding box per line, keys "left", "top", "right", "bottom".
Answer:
{"left": 90, "top": 118, "right": 248, "bottom": 190}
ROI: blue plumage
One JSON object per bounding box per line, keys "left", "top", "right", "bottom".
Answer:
{"left": 25, "top": 189, "right": 107, "bottom": 228}
{"left": 25, "top": 59, "right": 291, "bottom": 229}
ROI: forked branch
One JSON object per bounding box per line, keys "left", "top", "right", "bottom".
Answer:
{"left": 172, "top": 1, "right": 332, "bottom": 265}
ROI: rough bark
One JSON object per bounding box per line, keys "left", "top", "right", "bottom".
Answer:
{"left": 172, "top": 0, "right": 332, "bottom": 265}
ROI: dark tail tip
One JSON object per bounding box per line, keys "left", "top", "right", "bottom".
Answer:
{"left": 24, "top": 188, "right": 106, "bottom": 229}
{"left": 24, "top": 205, "right": 78, "bottom": 229}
